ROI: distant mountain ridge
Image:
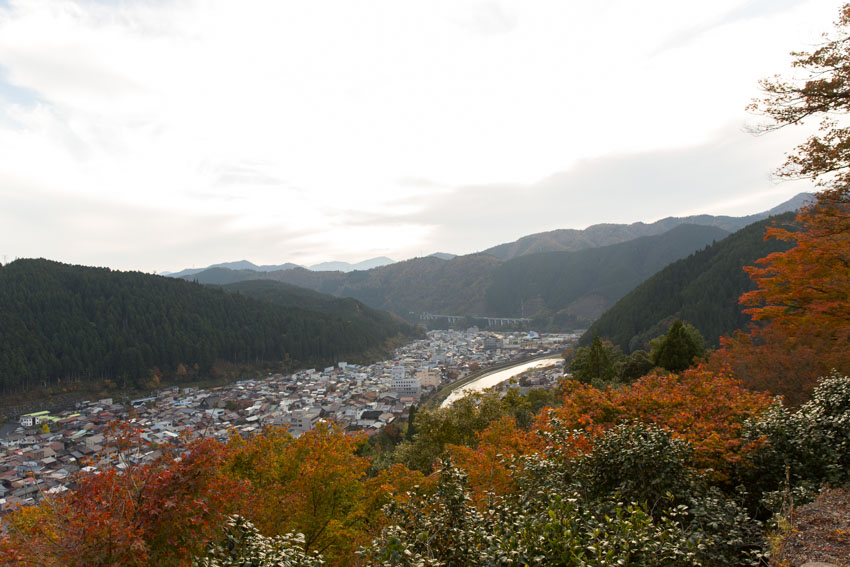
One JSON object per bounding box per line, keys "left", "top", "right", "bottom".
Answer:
{"left": 174, "top": 194, "right": 812, "bottom": 329}
{"left": 163, "top": 194, "right": 810, "bottom": 277}
{"left": 182, "top": 224, "right": 730, "bottom": 327}
{"left": 480, "top": 192, "right": 812, "bottom": 260}
{"left": 165, "top": 256, "right": 395, "bottom": 278}
{"left": 307, "top": 256, "right": 395, "bottom": 272}
{"left": 165, "top": 260, "right": 302, "bottom": 279}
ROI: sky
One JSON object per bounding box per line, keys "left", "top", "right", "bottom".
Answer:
{"left": 0, "top": 0, "right": 843, "bottom": 273}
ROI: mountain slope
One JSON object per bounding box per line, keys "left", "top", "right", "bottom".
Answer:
{"left": 167, "top": 260, "right": 302, "bottom": 278}
{"left": 580, "top": 213, "right": 797, "bottom": 352}
{"left": 484, "top": 224, "right": 731, "bottom": 323}
{"left": 219, "top": 279, "right": 412, "bottom": 340}
{"left": 0, "top": 259, "right": 418, "bottom": 394}
{"left": 185, "top": 224, "right": 729, "bottom": 326}
{"left": 481, "top": 193, "right": 812, "bottom": 260}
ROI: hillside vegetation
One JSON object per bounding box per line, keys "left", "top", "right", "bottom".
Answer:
{"left": 582, "top": 213, "right": 796, "bottom": 352}
{"left": 484, "top": 224, "right": 730, "bottom": 323}
{"left": 219, "top": 279, "right": 412, "bottom": 340}
{"left": 2, "top": 3, "right": 848, "bottom": 562}
{"left": 0, "top": 259, "right": 418, "bottom": 395}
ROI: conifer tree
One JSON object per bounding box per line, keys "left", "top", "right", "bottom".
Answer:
{"left": 652, "top": 320, "right": 705, "bottom": 373}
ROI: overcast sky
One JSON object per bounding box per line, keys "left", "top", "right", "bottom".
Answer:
{"left": 0, "top": 0, "right": 842, "bottom": 273}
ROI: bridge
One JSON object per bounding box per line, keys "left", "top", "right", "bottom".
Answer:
{"left": 419, "top": 313, "right": 533, "bottom": 327}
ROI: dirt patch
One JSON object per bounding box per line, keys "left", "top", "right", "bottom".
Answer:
{"left": 774, "top": 488, "right": 850, "bottom": 567}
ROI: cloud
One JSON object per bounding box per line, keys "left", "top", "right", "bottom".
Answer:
{"left": 653, "top": 0, "right": 835, "bottom": 56}
{"left": 0, "top": 0, "right": 843, "bottom": 272}
{"left": 0, "top": 181, "right": 319, "bottom": 272}
{"left": 452, "top": 1, "right": 518, "bottom": 36}
{"left": 389, "top": 122, "right": 814, "bottom": 258}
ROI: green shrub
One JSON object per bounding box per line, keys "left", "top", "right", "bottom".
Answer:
{"left": 193, "top": 516, "right": 323, "bottom": 567}
{"left": 570, "top": 422, "right": 694, "bottom": 511}
{"left": 741, "top": 371, "right": 850, "bottom": 513}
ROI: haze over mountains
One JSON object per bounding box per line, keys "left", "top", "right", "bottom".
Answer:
{"left": 167, "top": 193, "right": 811, "bottom": 278}
{"left": 174, "top": 193, "right": 812, "bottom": 329}
{"left": 479, "top": 192, "right": 811, "bottom": 260}
{"left": 163, "top": 257, "right": 396, "bottom": 279}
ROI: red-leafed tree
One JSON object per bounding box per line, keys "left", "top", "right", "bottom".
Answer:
{"left": 715, "top": 4, "right": 850, "bottom": 403}
{"left": 0, "top": 428, "right": 248, "bottom": 567}
{"left": 448, "top": 416, "right": 542, "bottom": 504}
{"left": 714, "top": 197, "right": 850, "bottom": 403}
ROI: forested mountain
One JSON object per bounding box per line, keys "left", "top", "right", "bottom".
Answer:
{"left": 480, "top": 192, "right": 811, "bottom": 260}
{"left": 580, "top": 213, "right": 797, "bottom": 352}
{"left": 219, "top": 279, "right": 411, "bottom": 338}
{"left": 184, "top": 224, "right": 729, "bottom": 326}
{"left": 165, "top": 260, "right": 302, "bottom": 279}
{"left": 0, "top": 259, "right": 419, "bottom": 394}
{"left": 484, "top": 224, "right": 730, "bottom": 323}
{"left": 202, "top": 254, "right": 503, "bottom": 316}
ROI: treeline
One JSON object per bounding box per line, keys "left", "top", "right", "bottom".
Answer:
{"left": 219, "top": 279, "right": 413, "bottom": 344}
{"left": 581, "top": 213, "right": 796, "bottom": 352}
{"left": 0, "top": 259, "right": 418, "bottom": 394}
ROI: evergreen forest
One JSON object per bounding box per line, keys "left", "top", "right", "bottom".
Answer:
{"left": 580, "top": 213, "right": 797, "bottom": 352}
{"left": 0, "top": 259, "right": 419, "bottom": 394}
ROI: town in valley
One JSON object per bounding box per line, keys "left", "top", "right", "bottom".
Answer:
{"left": 0, "top": 329, "right": 574, "bottom": 511}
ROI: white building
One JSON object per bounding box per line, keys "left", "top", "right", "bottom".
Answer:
{"left": 390, "top": 366, "right": 421, "bottom": 398}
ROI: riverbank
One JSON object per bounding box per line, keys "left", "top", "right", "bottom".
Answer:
{"left": 424, "top": 352, "right": 563, "bottom": 410}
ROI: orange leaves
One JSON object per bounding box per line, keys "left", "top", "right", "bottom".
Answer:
{"left": 0, "top": 437, "right": 248, "bottom": 567}
{"left": 735, "top": 2, "right": 850, "bottom": 402}
{"left": 714, "top": 196, "right": 850, "bottom": 404}
{"left": 448, "top": 416, "right": 539, "bottom": 504}
{"left": 545, "top": 368, "right": 772, "bottom": 482}
{"left": 224, "top": 423, "right": 374, "bottom": 565}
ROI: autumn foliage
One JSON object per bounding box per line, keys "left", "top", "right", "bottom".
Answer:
{"left": 717, "top": 3, "right": 850, "bottom": 402}
{"left": 448, "top": 416, "right": 541, "bottom": 503}
{"left": 0, "top": 434, "right": 248, "bottom": 567}
{"left": 712, "top": 195, "right": 850, "bottom": 404}
{"left": 225, "top": 423, "right": 374, "bottom": 564}
{"left": 544, "top": 368, "right": 773, "bottom": 481}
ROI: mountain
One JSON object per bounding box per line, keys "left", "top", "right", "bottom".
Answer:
{"left": 483, "top": 224, "right": 731, "bottom": 323}
{"left": 480, "top": 192, "right": 813, "bottom": 260}
{"left": 183, "top": 224, "right": 729, "bottom": 327}
{"left": 579, "top": 213, "right": 798, "bottom": 352}
{"left": 218, "top": 279, "right": 411, "bottom": 338}
{"left": 166, "top": 257, "right": 395, "bottom": 278}
{"left": 167, "top": 260, "right": 302, "bottom": 279}
{"left": 764, "top": 192, "right": 813, "bottom": 215}
{"left": 308, "top": 256, "right": 395, "bottom": 272}
{"left": 163, "top": 195, "right": 810, "bottom": 279}
{"left": 0, "top": 259, "right": 419, "bottom": 394}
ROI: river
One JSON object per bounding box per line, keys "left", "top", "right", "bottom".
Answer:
{"left": 440, "top": 356, "right": 563, "bottom": 408}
